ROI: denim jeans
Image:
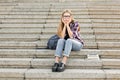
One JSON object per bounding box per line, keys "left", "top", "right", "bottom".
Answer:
{"left": 55, "top": 38, "right": 83, "bottom": 57}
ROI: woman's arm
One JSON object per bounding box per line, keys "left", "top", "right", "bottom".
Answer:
{"left": 60, "top": 25, "right": 66, "bottom": 38}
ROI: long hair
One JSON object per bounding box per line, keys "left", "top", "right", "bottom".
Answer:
{"left": 57, "top": 9, "right": 75, "bottom": 37}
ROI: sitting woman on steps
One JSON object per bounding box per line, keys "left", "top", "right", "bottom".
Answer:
{"left": 52, "top": 9, "right": 84, "bottom": 72}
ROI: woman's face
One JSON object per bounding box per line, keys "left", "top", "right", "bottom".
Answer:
{"left": 62, "top": 12, "right": 71, "bottom": 24}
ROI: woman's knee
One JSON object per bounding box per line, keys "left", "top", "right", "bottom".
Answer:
{"left": 66, "top": 39, "right": 73, "bottom": 44}
{"left": 57, "top": 38, "right": 65, "bottom": 44}
{"left": 58, "top": 38, "right": 65, "bottom": 42}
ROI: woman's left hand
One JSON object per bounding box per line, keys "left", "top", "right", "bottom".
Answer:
{"left": 62, "top": 18, "right": 71, "bottom": 26}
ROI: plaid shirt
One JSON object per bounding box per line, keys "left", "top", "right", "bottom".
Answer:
{"left": 69, "top": 21, "right": 84, "bottom": 45}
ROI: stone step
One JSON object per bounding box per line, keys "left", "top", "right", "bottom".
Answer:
{"left": 9, "top": 9, "right": 51, "bottom": 12}
{"left": 0, "top": 2, "right": 119, "bottom": 4}
{"left": 0, "top": 49, "right": 119, "bottom": 59}
{"left": 98, "top": 42, "right": 120, "bottom": 50}
{"left": 0, "top": 19, "right": 91, "bottom": 24}
{"left": 0, "top": 8, "right": 12, "bottom": 11}
{"left": 13, "top": 2, "right": 120, "bottom": 6}
{"left": 0, "top": 12, "right": 10, "bottom": 15}
{"left": 0, "top": 49, "right": 120, "bottom": 59}
{"left": 92, "top": 23, "right": 120, "bottom": 29}
{"left": 0, "top": 24, "right": 92, "bottom": 28}
{"left": 0, "top": 58, "right": 119, "bottom": 69}
{"left": 41, "top": 29, "right": 93, "bottom": 35}
{"left": 1, "top": 19, "right": 120, "bottom": 24}
{"left": 0, "top": 15, "right": 48, "bottom": 19}
{"left": 0, "top": 41, "right": 38, "bottom": 49}
{"left": 0, "top": 33, "right": 91, "bottom": 36}
{"left": 1, "top": 15, "right": 120, "bottom": 19}
{"left": 0, "top": 68, "right": 120, "bottom": 80}
{"left": 0, "top": 58, "right": 101, "bottom": 69}
{"left": 13, "top": 7, "right": 120, "bottom": 11}
{"left": 90, "top": 15, "right": 120, "bottom": 19}
{"left": 0, "top": 11, "right": 49, "bottom": 17}
{"left": 94, "top": 29, "right": 120, "bottom": 34}
{"left": 45, "top": 19, "right": 91, "bottom": 23}
{"left": 48, "top": 15, "right": 90, "bottom": 18}
{"left": 16, "top": 0, "right": 59, "bottom": 2}
{"left": 0, "top": 68, "right": 115, "bottom": 80}
{"left": 0, "top": 23, "right": 119, "bottom": 29}
{"left": 89, "top": 12, "right": 120, "bottom": 15}
{"left": 17, "top": 3, "right": 82, "bottom": 6}
{"left": 50, "top": 7, "right": 120, "bottom": 10}
{"left": 48, "top": 10, "right": 89, "bottom": 14}
{"left": 0, "top": 19, "right": 119, "bottom": 24}
{"left": 14, "top": 4, "right": 85, "bottom": 9}
{"left": 14, "top": 5, "right": 87, "bottom": 9}
{"left": 33, "top": 59, "right": 120, "bottom": 69}
{"left": 0, "top": 15, "right": 92, "bottom": 19}
{"left": 1, "top": 19, "right": 46, "bottom": 24}
{"left": 86, "top": 6, "right": 120, "bottom": 9}
{"left": 0, "top": 29, "right": 93, "bottom": 34}
{"left": 41, "top": 29, "right": 119, "bottom": 34}
{"left": 0, "top": 27, "right": 91, "bottom": 31}
{"left": 5, "top": 8, "right": 119, "bottom": 13}
{"left": 50, "top": 5, "right": 120, "bottom": 12}
{"left": 40, "top": 34, "right": 95, "bottom": 40}
{"left": 0, "top": 58, "right": 31, "bottom": 68}
{"left": 40, "top": 35, "right": 118, "bottom": 42}
{"left": 14, "top": 3, "right": 91, "bottom": 5}
{"left": 0, "top": 39, "right": 118, "bottom": 49}
{"left": 93, "top": 27, "right": 120, "bottom": 29}
{"left": 17, "top": 2, "right": 113, "bottom": 5}
{"left": 96, "top": 34, "right": 120, "bottom": 42}
{"left": 92, "top": 19, "right": 120, "bottom": 23}
{"left": 48, "top": 15, "right": 119, "bottom": 18}
{"left": 0, "top": 3, "right": 17, "bottom": 6}
{"left": 25, "top": 69, "right": 120, "bottom": 80}
{"left": 1, "top": 33, "right": 117, "bottom": 43}
{"left": 0, "top": 41, "right": 97, "bottom": 49}
{"left": 11, "top": 9, "right": 50, "bottom": 12}
{"left": 0, "top": 34, "right": 94, "bottom": 42}
{"left": 0, "top": 12, "right": 87, "bottom": 15}
{"left": 102, "top": 59, "right": 120, "bottom": 69}
{"left": 0, "top": 34, "right": 40, "bottom": 41}
{"left": 0, "top": 68, "right": 26, "bottom": 80}
{"left": 88, "top": 9, "right": 120, "bottom": 13}
{"left": 13, "top": 6, "right": 53, "bottom": 9}
{"left": 0, "top": 6, "right": 14, "bottom": 10}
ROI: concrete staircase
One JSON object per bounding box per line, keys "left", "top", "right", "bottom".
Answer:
{"left": 0, "top": 0, "right": 120, "bottom": 80}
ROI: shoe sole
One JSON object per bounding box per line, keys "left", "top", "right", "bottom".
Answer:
{"left": 57, "top": 68, "right": 65, "bottom": 72}
{"left": 52, "top": 68, "right": 58, "bottom": 72}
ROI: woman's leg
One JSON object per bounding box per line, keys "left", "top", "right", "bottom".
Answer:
{"left": 52, "top": 39, "right": 65, "bottom": 72}
{"left": 62, "top": 39, "right": 83, "bottom": 63}
{"left": 55, "top": 39, "right": 65, "bottom": 62}
{"left": 57, "top": 39, "right": 71, "bottom": 72}
{"left": 58, "top": 39, "right": 83, "bottom": 72}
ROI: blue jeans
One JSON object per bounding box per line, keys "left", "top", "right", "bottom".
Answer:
{"left": 55, "top": 38, "right": 83, "bottom": 57}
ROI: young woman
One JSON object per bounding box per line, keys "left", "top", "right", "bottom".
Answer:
{"left": 52, "top": 9, "right": 84, "bottom": 72}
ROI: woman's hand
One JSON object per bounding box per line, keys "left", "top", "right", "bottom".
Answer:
{"left": 62, "top": 18, "right": 73, "bottom": 38}
{"left": 62, "top": 18, "right": 71, "bottom": 26}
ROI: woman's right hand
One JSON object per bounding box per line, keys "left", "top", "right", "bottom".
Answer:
{"left": 62, "top": 18, "right": 71, "bottom": 26}
{"left": 62, "top": 18, "right": 67, "bottom": 25}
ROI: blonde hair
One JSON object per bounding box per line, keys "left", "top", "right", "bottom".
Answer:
{"left": 57, "top": 9, "right": 75, "bottom": 37}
